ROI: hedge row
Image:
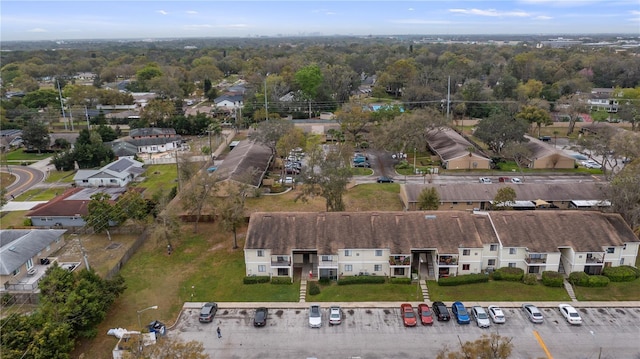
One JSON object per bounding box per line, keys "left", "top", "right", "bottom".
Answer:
{"left": 541, "top": 271, "right": 564, "bottom": 287}
{"left": 337, "top": 276, "right": 385, "bottom": 285}
{"left": 438, "top": 273, "right": 489, "bottom": 286}
{"left": 492, "top": 267, "right": 524, "bottom": 281}
{"left": 569, "top": 272, "right": 610, "bottom": 287}
{"left": 603, "top": 266, "right": 640, "bottom": 282}
{"left": 243, "top": 276, "right": 270, "bottom": 284}
{"left": 522, "top": 273, "right": 538, "bottom": 285}
{"left": 390, "top": 277, "right": 411, "bottom": 284}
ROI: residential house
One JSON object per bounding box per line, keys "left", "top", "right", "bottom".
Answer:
{"left": 214, "top": 94, "right": 243, "bottom": 111}
{"left": 425, "top": 128, "right": 492, "bottom": 170}
{"left": 120, "top": 127, "right": 182, "bottom": 154}
{"left": 27, "top": 187, "right": 128, "bottom": 228}
{"left": 400, "top": 182, "right": 608, "bottom": 211}
{"left": 588, "top": 88, "right": 620, "bottom": 113}
{"left": 523, "top": 135, "right": 576, "bottom": 169}
{"left": 244, "top": 211, "right": 639, "bottom": 280}
{"left": 1, "top": 229, "right": 66, "bottom": 293}
{"left": 73, "top": 158, "right": 145, "bottom": 187}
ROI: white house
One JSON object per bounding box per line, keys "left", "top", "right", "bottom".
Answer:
{"left": 73, "top": 158, "right": 144, "bottom": 187}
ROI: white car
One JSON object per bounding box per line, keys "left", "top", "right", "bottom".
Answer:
{"left": 510, "top": 177, "right": 522, "bottom": 184}
{"left": 280, "top": 176, "right": 295, "bottom": 184}
{"left": 581, "top": 160, "right": 602, "bottom": 169}
{"left": 309, "top": 304, "right": 322, "bottom": 328}
{"left": 487, "top": 305, "right": 506, "bottom": 324}
{"left": 479, "top": 177, "right": 492, "bottom": 184}
{"left": 471, "top": 306, "right": 491, "bottom": 328}
{"left": 558, "top": 304, "right": 582, "bottom": 325}
{"left": 329, "top": 306, "right": 342, "bottom": 325}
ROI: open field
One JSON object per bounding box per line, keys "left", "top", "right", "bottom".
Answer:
{"left": 134, "top": 164, "right": 179, "bottom": 199}
{"left": 426, "top": 280, "right": 572, "bottom": 302}
{"left": 0, "top": 149, "right": 52, "bottom": 164}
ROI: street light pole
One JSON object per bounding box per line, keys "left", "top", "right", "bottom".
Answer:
{"left": 137, "top": 305, "right": 158, "bottom": 331}
{"left": 413, "top": 147, "right": 417, "bottom": 175}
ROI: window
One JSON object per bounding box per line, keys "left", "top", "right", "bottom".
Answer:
{"left": 466, "top": 201, "right": 473, "bottom": 205}
{"left": 375, "top": 250, "right": 383, "bottom": 257}
{"left": 607, "top": 247, "right": 615, "bottom": 254}
{"left": 620, "top": 258, "right": 625, "bottom": 265}
{"left": 12, "top": 268, "right": 20, "bottom": 276}
{"left": 374, "top": 264, "right": 382, "bottom": 272}
{"left": 345, "top": 264, "right": 353, "bottom": 272}
{"left": 488, "top": 259, "right": 496, "bottom": 266}
{"left": 508, "top": 263, "right": 516, "bottom": 268}
{"left": 321, "top": 255, "right": 332, "bottom": 262}
{"left": 509, "top": 248, "right": 517, "bottom": 255}
{"left": 462, "top": 264, "right": 470, "bottom": 270}
{"left": 345, "top": 250, "right": 352, "bottom": 256}
{"left": 26, "top": 259, "right": 33, "bottom": 270}
{"left": 258, "top": 265, "right": 266, "bottom": 272}
{"left": 463, "top": 249, "right": 470, "bottom": 256}
{"left": 490, "top": 244, "right": 497, "bottom": 251}
{"left": 257, "top": 250, "right": 264, "bottom": 257}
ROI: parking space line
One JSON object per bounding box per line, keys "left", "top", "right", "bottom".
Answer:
{"left": 533, "top": 330, "right": 554, "bottom": 359}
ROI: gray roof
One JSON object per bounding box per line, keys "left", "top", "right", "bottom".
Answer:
{"left": 245, "top": 211, "right": 639, "bottom": 256}
{"left": 490, "top": 211, "right": 638, "bottom": 253}
{"left": 0, "top": 229, "right": 66, "bottom": 275}
{"left": 130, "top": 128, "right": 176, "bottom": 137}
{"left": 214, "top": 94, "right": 243, "bottom": 104}
{"left": 215, "top": 140, "right": 272, "bottom": 187}
{"left": 109, "top": 141, "right": 138, "bottom": 157}
{"left": 402, "top": 182, "right": 608, "bottom": 203}
{"left": 73, "top": 158, "right": 144, "bottom": 181}
{"left": 523, "top": 135, "right": 575, "bottom": 160}
{"left": 425, "top": 128, "right": 490, "bottom": 162}
{"left": 245, "top": 211, "right": 497, "bottom": 254}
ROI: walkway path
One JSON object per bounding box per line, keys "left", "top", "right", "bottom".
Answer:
{"left": 563, "top": 279, "right": 578, "bottom": 302}
{"left": 299, "top": 279, "right": 307, "bottom": 303}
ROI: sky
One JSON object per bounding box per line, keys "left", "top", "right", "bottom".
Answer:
{"left": 1, "top": 0, "right": 639, "bottom": 42}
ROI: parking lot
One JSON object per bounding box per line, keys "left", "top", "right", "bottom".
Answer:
{"left": 172, "top": 304, "right": 640, "bottom": 359}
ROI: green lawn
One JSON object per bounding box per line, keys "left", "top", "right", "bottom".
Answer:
{"left": 426, "top": 280, "right": 571, "bottom": 302}
{"left": 14, "top": 188, "right": 62, "bottom": 201}
{"left": 310, "top": 282, "right": 422, "bottom": 302}
{"left": 0, "top": 211, "right": 29, "bottom": 229}
{"left": 45, "top": 169, "right": 75, "bottom": 183}
{"left": 135, "top": 164, "right": 178, "bottom": 199}
{"left": 573, "top": 278, "right": 640, "bottom": 301}
{"left": 1, "top": 149, "right": 52, "bottom": 164}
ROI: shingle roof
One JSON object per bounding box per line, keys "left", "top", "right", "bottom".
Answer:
{"left": 245, "top": 211, "right": 497, "bottom": 254}
{"left": 27, "top": 187, "right": 127, "bottom": 217}
{"left": 523, "top": 135, "right": 575, "bottom": 160}
{"left": 214, "top": 140, "right": 272, "bottom": 187}
{"left": 130, "top": 128, "right": 176, "bottom": 137}
{"left": 489, "top": 211, "right": 639, "bottom": 252}
{"left": 73, "top": 158, "right": 144, "bottom": 181}
{"left": 425, "top": 128, "right": 490, "bottom": 162}
{"left": 0, "top": 229, "right": 67, "bottom": 275}
{"left": 402, "top": 182, "right": 608, "bottom": 203}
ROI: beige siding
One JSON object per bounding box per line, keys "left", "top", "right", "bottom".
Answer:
{"left": 446, "top": 156, "right": 491, "bottom": 170}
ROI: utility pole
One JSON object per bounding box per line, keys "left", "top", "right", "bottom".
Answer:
{"left": 446, "top": 75, "right": 451, "bottom": 121}
{"left": 264, "top": 75, "right": 269, "bottom": 121}
{"left": 57, "top": 79, "right": 67, "bottom": 130}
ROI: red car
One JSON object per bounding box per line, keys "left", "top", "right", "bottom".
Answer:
{"left": 418, "top": 303, "right": 434, "bottom": 325}
{"left": 400, "top": 303, "right": 417, "bottom": 327}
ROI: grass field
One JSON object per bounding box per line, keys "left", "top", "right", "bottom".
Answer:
{"left": 134, "top": 164, "right": 179, "bottom": 199}
{"left": 426, "top": 280, "right": 572, "bottom": 302}
{"left": 14, "top": 187, "right": 62, "bottom": 201}
{"left": 1, "top": 149, "right": 52, "bottom": 164}
{"left": 573, "top": 278, "right": 640, "bottom": 301}
{"left": 45, "top": 170, "right": 75, "bottom": 183}
{"left": 310, "top": 282, "right": 422, "bottom": 302}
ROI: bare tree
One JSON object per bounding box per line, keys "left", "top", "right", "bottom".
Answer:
{"left": 557, "top": 93, "right": 589, "bottom": 135}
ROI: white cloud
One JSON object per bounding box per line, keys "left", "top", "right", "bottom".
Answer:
{"left": 408, "top": 8, "right": 414, "bottom": 11}
{"left": 534, "top": 15, "right": 553, "bottom": 20}
{"left": 325, "top": 11, "right": 336, "bottom": 15}
{"left": 631, "top": 10, "right": 640, "bottom": 16}
{"left": 449, "top": 8, "right": 531, "bottom": 17}
{"left": 390, "top": 19, "right": 451, "bottom": 25}
{"left": 186, "top": 10, "right": 198, "bottom": 15}
{"left": 28, "top": 28, "right": 48, "bottom": 33}
{"left": 157, "top": 10, "right": 168, "bottom": 15}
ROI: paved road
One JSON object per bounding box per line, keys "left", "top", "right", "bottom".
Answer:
{"left": 171, "top": 301, "right": 640, "bottom": 359}
{"left": 2, "top": 165, "right": 45, "bottom": 198}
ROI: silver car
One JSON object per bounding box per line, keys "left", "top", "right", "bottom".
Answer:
{"left": 472, "top": 306, "right": 491, "bottom": 328}
{"left": 309, "top": 304, "right": 322, "bottom": 328}
{"left": 329, "top": 306, "right": 342, "bottom": 325}
{"left": 488, "top": 305, "right": 506, "bottom": 324}
{"left": 522, "top": 303, "right": 544, "bottom": 324}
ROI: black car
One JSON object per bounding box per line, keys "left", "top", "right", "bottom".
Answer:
{"left": 254, "top": 307, "right": 268, "bottom": 327}
{"left": 432, "top": 301, "right": 451, "bottom": 321}
{"left": 376, "top": 176, "right": 394, "bottom": 183}
{"left": 199, "top": 302, "right": 218, "bottom": 323}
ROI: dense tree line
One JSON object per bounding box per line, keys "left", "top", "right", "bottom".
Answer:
{"left": 0, "top": 266, "right": 126, "bottom": 359}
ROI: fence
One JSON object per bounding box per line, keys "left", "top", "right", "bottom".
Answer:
{"left": 104, "top": 228, "right": 149, "bottom": 280}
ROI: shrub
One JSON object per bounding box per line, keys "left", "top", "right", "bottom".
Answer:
{"left": 318, "top": 278, "right": 331, "bottom": 285}
{"left": 522, "top": 273, "right": 538, "bottom": 285}
{"left": 23, "top": 218, "right": 32, "bottom": 226}
{"left": 587, "top": 275, "right": 610, "bottom": 287}
{"left": 438, "top": 273, "right": 489, "bottom": 286}
{"left": 308, "top": 281, "right": 321, "bottom": 295}
{"left": 390, "top": 277, "right": 411, "bottom": 284}
{"left": 569, "top": 271, "right": 589, "bottom": 286}
{"left": 603, "top": 266, "right": 640, "bottom": 282}
{"left": 270, "top": 277, "right": 292, "bottom": 285}
{"left": 337, "top": 276, "right": 385, "bottom": 285}
{"left": 541, "top": 271, "right": 564, "bottom": 287}
{"left": 243, "top": 276, "right": 270, "bottom": 284}
{"left": 492, "top": 267, "right": 524, "bottom": 281}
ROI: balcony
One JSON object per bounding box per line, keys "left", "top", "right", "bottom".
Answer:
{"left": 270, "top": 256, "right": 291, "bottom": 267}
{"left": 585, "top": 253, "right": 604, "bottom": 264}
{"left": 438, "top": 255, "right": 458, "bottom": 266}
{"left": 318, "top": 255, "right": 339, "bottom": 268}
{"left": 525, "top": 254, "right": 547, "bottom": 264}
{"left": 389, "top": 255, "right": 411, "bottom": 266}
